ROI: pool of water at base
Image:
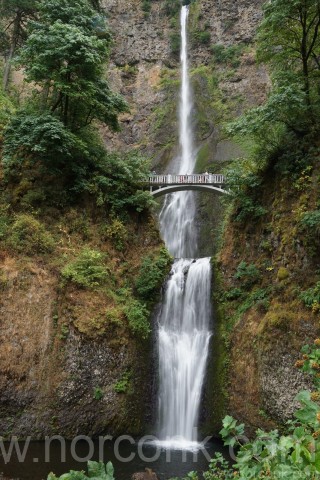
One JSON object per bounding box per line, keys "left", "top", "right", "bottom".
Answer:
{"left": 0, "top": 438, "right": 228, "bottom": 480}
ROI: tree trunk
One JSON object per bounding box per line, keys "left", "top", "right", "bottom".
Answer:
{"left": 3, "top": 11, "right": 22, "bottom": 91}
{"left": 3, "top": 41, "right": 15, "bottom": 91}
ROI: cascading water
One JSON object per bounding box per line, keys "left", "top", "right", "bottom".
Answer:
{"left": 156, "top": 5, "right": 212, "bottom": 449}
{"left": 159, "top": 5, "right": 197, "bottom": 259}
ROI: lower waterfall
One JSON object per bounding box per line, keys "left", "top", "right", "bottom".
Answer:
{"left": 157, "top": 258, "right": 212, "bottom": 447}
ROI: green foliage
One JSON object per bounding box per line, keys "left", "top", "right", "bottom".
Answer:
{"left": 163, "top": 0, "right": 180, "bottom": 17}
{"left": 225, "top": 158, "right": 267, "bottom": 222}
{"left": 0, "top": 91, "right": 15, "bottom": 135}
{"left": 224, "top": 0, "right": 320, "bottom": 201}
{"left": 0, "top": 0, "right": 38, "bottom": 91}
{"left": 300, "top": 282, "right": 320, "bottom": 312}
{"left": 234, "top": 261, "right": 260, "bottom": 288}
{"left": 48, "top": 461, "right": 115, "bottom": 480}
{"left": 16, "top": 0, "right": 127, "bottom": 130}
{"left": 2, "top": 0, "right": 141, "bottom": 217}
{"left": 227, "top": 75, "right": 310, "bottom": 140}
{"left": 170, "top": 32, "right": 181, "bottom": 55}
{"left": 124, "top": 299, "right": 150, "bottom": 339}
{"left": 193, "top": 30, "right": 211, "bottom": 46}
{"left": 4, "top": 118, "right": 153, "bottom": 213}
{"left": 3, "top": 111, "right": 89, "bottom": 172}
{"left": 135, "top": 247, "right": 172, "bottom": 301}
{"left": 85, "top": 150, "right": 156, "bottom": 214}
{"left": 0, "top": 205, "right": 11, "bottom": 240}
{"left": 202, "top": 341, "right": 320, "bottom": 479}
{"left": 93, "top": 386, "right": 103, "bottom": 400}
{"left": 102, "top": 218, "right": 128, "bottom": 251}
{"left": 223, "top": 287, "right": 243, "bottom": 301}
{"left": 114, "top": 371, "right": 131, "bottom": 394}
{"left": 236, "top": 288, "right": 270, "bottom": 317}
{"left": 61, "top": 248, "right": 108, "bottom": 288}
{"left": 141, "top": 0, "right": 151, "bottom": 14}
{"left": 8, "top": 214, "right": 55, "bottom": 255}
{"left": 257, "top": 0, "right": 320, "bottom": 114}
{"left": 211, "top": 44, "right": 243, "bottom": 68}
{"left": 300, "top": 210, "right": 320, "bottom": 236}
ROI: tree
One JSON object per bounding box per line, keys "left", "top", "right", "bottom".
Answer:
{"left": 0, "top": 0, "right": 37, "bottom": 90}
{"left": 16, "top": 0, "right": 127, "bottom": 130}
{"left": 257, "top": 0, "right": 320, "bottom": 110}
{"left": 227, "top": 0, "right": 320, "bottom": 152}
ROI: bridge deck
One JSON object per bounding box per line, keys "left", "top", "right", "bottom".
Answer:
{"left": 148, "top": 174, "right": 225, "bottom": 186}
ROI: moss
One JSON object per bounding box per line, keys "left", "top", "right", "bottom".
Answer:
{"left": 277, "top": 267, "right": 290, "bottom": 281}
{"left": 195, "top": 143, "right": 211, "bottom": 173}
{"left": 258, "top": 301, "right": 300, "bottom": 335}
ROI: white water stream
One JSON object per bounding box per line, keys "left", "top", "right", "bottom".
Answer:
{"left": 156, "top": 6, "right": 212, "bottom": 449}
{"left": 159, "top": 6, "right": 197, "bottom": 259}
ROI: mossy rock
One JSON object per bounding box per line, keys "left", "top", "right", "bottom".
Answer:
{"left": 258, "top": 302, "right": 298, "bottom": 334}
{"left": 277, "top": 267, "right": 290, "bottom": 281}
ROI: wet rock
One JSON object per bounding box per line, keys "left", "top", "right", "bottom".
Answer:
{"left": 132, "top": 468, "right": 159, "bottom": 480}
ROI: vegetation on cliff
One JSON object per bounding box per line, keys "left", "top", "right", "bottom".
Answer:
{"left": 212, "top": 0, "right": 320, "bottom": 435}
{"left": 0, "top": 0, "right": 171, "bottom": 438}
{"left": 200, "top": 342, "right": 320, "bottom": 479}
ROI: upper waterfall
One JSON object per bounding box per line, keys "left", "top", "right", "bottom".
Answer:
{"left": 159, "top": 5, "right": 198, "bottom": 258}
{"left": 179, "top": 5, "right": 194, "bottom": 175}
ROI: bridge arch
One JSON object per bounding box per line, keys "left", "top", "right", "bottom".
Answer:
{"left": 150, "top": 184, "right": 230, "bottom": 197}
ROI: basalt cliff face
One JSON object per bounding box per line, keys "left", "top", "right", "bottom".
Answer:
{"left": 0, "top": 210, "right": 165, "bottom": 438}
{"left": 103, "top": 0, "right": 267, "bottom": 159}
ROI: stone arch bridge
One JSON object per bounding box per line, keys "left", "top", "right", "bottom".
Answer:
{"left": 145, "top": 174, "right": 229, "bottom": 197}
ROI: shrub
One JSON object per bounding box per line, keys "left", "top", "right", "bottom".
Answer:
{"left": 211, "top": 43, "right": 243, "bottom": 68}
{"left": 93, "top": 386, "right": 103, "bottom": 400}
{"left": 102, "top": 218, "right": 128, "bottom": 251}
{"left": 300, "top": 210, "right": 320, "bottom": 236}
{"left": 234, "top": 261, "right": 260, "bottom": 287}
{"left": 3, "top": 111, "right": 89, "bottom": 173}
{"left": 193, "top": 30, "right": 211, "bottom": 46}
{"left": 135, "top": 247, "right": 172, "bottom": 301}
{"left": 170, "top": 32, "right": 181, "bottom": 55}
{"left": 8, "top": 214, "right": 55, "bottom": 255}
{"left": 87, "top": 150, "right": 155, "bottom": 214}
{"left": 48, "top": 460, "right": 115, "bottom": 480}
{"left": 0, "top": 205, "right": 11, "bottom": 240}
{"left": 114, "top": 372, "right": 131, "bottom": 394}
{"left": 61, "top": 248, "right": 108, "bottom": 288}
{"left": 0, "top": 90, "right": 15, "bottom": 139}
{"left": 225, "top": 159, "right": 268, "bottom": 222}
{"left": 163, "top": 0, "right": 180, "bottom": 17}
{"left": 223, "top": 287, "right": 243, "bottom": 301}
{"left": 236, "top": 288, "right": 270, "bottom": 317}
{"left": 124, "top": 299, "right": 150, "bottom": 339}
{"left": 300, "top": 282, "right": 320, "bottom": 313}
{"left": 141, "top": 0, "right": 151, "bottom": 14}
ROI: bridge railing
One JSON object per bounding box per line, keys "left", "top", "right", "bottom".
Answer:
{"left": 148, "top": 174, "right": 225, "bottom": 185}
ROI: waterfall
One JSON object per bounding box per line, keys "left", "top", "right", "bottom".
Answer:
{"left": 156, "top": 6, "right": 212, "bottom": 449}
{"left": 159, "top": 5, "right": 197, "bottom": 259}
